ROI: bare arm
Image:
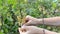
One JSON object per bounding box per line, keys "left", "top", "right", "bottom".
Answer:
{"left": 38, "top": 17, "right": 60, "bottom": 26}
{"left": 19, "top": 26, "right": 59, "bottom": 34}
{"left": 24, "top": 16, "right": 60, "bottom": 26}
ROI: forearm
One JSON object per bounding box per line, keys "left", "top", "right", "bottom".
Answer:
{"left": 45, "top": 30, "right": 59, "bottom": 34}
{"left": 41, "top": 28, "right": 59, "bottom": 34}
{"left": 38, "top": 17, "right": 60, "bottom": 26}
{"left": 30, "top": 17, "right": 60, "bottom": 26}
{"left": 24, "top": 16, "right": 60, "bottom": 26}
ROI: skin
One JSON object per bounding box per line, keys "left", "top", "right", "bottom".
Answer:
{"left": 19, "top": 26, "right": 59, "bottom": 34}
{"left": 18, "top": 15, "right": 60, "bottom": 34}
{"left": 24, "top": 15, "right": 60, "bottom": 26}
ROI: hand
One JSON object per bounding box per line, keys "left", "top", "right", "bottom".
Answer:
{"left": 18, "top": 26, "right": 57, "bottom": 34}
{"left": 23, "top": 15, "right": 42, "bottom": 26}
{"left": 18, "top": 26, "right": 45, "bottom": 34}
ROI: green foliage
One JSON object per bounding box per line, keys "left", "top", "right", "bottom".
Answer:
{"left": 0, "top": 0, "right": 60, "bottom": 34}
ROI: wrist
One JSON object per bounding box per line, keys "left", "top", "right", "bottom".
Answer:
{"left": 37, "top": 19, "right": 43, "bottom": 24}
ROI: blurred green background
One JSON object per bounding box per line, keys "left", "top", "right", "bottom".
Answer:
{"left": 0, "top": 0, "right": 60, "bottom": 34}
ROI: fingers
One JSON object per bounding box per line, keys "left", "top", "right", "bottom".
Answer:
{"left": 18, "top": 28, "right": 27, "bottom": 32}
{"left": 23, "top": 20, "right": 34, "bottom": 26}
{"left": 23, "top": 15, "right": 40, "bottom": 26}
{"left": 26, "top": 15, "right": 33, "bottom": 21}
{"left": 23, "top": 15, "right": 37, "bottom": 25}
{"left": 19, "top": 26, "right": 44, "bottom": 33}
{"left": 22, "top": 15, "right": 34, "bottom": 25}
{"left": 25, "top": 15, "right": 37, "bottom": 22}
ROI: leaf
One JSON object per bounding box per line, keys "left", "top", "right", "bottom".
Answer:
{"left": 0, "top": 31, "right": 4, "bottom": 34}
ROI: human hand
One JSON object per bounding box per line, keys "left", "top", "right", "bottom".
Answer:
{"left": 23, "top": 15, "right": 42, "bottom": 26}
{"left": 18, "top": 26, "right": 58, "bottom": 34}
{"left": 18, "top": 26, "right": 45, "bottom": 34}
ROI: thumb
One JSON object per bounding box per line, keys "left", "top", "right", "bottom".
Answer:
{"left": 26, "top": 15, "right": 37, "bottom": 22}
{"left": 26, "top": 15, "right": 33, "bottom": 20}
